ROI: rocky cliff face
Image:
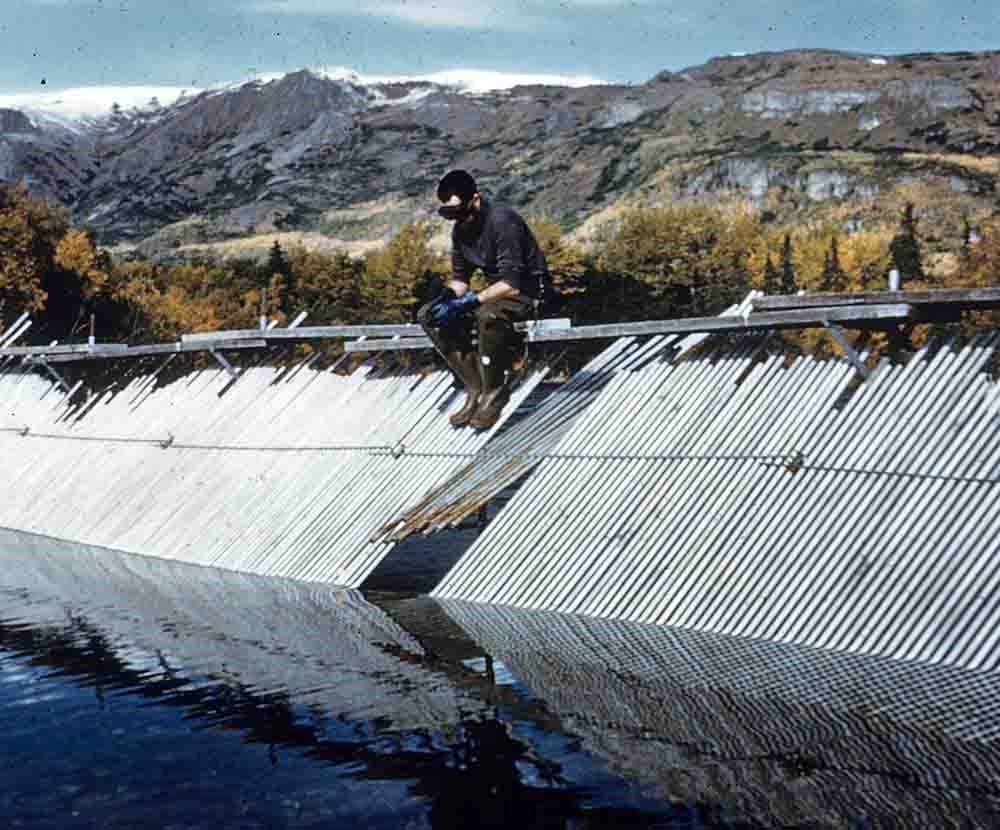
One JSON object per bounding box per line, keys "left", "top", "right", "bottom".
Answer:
{"left": 4, "top": 48, "right": 1000, "bottom": 259}
{"left": 0, "top": 108, "right": 96, "bottom": 201}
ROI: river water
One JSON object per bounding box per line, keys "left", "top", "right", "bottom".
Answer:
{"left": 1, "top": 528, "right": 998, "bottom": 829}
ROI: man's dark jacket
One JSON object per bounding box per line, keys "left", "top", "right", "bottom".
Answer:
{"left": 450, "top": 199, "right": 550, "bottom": 298}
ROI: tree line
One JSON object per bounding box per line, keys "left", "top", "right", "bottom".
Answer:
{"left": 0, "top": 183, "right": 995, "bottom": 354}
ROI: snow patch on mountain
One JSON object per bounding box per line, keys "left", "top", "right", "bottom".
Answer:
{"left": 353, "top": 67, "right": 608, "bottom": 93}
{"left": 0, "top": 67, "right": 607, "bottom": 127}
{"left": 223, "top": 65, "right": 608, "bottom": 93}
{"left": 0, "top": 86, "right": 199, "bottom": 123}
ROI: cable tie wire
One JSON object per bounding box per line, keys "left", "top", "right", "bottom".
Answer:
{"left": 2, "top": 427, "right": 997, "bottom": 484}
{"left": 1, "top": 427, "right": 392, "bottom": 453}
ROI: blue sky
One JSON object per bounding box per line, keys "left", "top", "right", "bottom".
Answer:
{"left": 1, "top": 0, "right": 997, "bottom": 97}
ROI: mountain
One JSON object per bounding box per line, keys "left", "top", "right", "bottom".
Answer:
{"left": 3, "top": 49, "right": 1000, "bottom": 261}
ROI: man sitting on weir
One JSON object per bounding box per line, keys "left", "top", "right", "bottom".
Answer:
{"left": 418, "top": 169, "right": 550, "bottom": 431}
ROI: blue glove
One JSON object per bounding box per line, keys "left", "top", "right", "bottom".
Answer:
{"left": 431, "top": 287, "right": 456, "bottom": 305}
{"left": 428, "top": 290, "right": 479, "bottom": 327}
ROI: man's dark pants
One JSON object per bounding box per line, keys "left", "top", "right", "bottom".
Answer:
{"left": 419, "top": 295, "right": 534, "bottom": 427}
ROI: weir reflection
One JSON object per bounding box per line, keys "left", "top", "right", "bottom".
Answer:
{"left": 0, "top": 528, "right": 489, "bottom": 732}
{"left": 433, "top": 599, "right": 1000, "bottom": 829}
{"left": 2, "top": 528, "right": 999, "bottom": 829}
{"left": 0, "top": 530, "right": 680, "bottom": 829}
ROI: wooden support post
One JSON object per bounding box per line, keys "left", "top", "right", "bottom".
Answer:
{"left": 210, "top": 348, "right": 240, "bottom": 379}
{"left": 36, "top": 357, "right": 73, "bottom": 393}
{"left": 823, "top": 321, "right": 869, "bottom": 379}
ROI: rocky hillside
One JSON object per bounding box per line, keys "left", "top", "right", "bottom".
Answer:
{"left": 4, "top": 48, "right": 1000, "bottom": 261}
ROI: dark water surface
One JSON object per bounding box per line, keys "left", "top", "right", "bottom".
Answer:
{"left": 1, "top": 529, "right": 998, "bottom": 829}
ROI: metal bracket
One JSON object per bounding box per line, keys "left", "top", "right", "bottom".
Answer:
{"left": 210, "top": 348, "right": 239, "bottom": 379}
{"left": 822, "top": 320, "right": 869, "bottom": 379}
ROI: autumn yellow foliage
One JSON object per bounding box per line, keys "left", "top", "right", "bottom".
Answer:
{"left": 0, "top": 184, "right": 63, "bottom": 314}
{"left": 594, "top": 203, "right": 758, "bottom": 316}
{"left": 1, "top": 182, "right": 995, "bottom": 357}
{"left": 55, "top": 229, "right": 111, "bottom": 296}
{"left": 362, "top": 222, "right": 448, "bottom": 322}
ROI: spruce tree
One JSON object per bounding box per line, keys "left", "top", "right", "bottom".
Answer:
{"left": 267, "top": 239, "right": 290, "bottom": 278}
{"left": 779, "top": 233, "right": 797, "bottom": 294}
{"left": 763, "top": 254, "right": 780, "bottom": 295}
{"left": 888, "top": 202, "right": 924, "bottom": 283}
{"left": 961, "top": 215, "right": 976, "bottom": 258}
{"left": 820, "top": 236, "right": 847, "bottom": 293}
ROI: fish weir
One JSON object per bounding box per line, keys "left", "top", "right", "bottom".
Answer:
{"left": 0, "top": 351, "right": 546, "bottom": 586}
{"left": 433, "top": 331, "right": 1000, "bottom": 676}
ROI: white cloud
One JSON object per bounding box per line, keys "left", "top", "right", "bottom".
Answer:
{"left": 248, "top": 0, "right": 659, "bottom": 10}
{"left": 247, "top": 0, "right": 501, "bottom": 28}
{"left": 242, "top": 0, "right": 684, "bottom": 36}
{"left": 550, "top": 0, "right": 662, "bottom": 5}
{"left": 240, "top": 0, "right": 690, "bottom": 36}
{"left": 244, "top": 0, "right": 349, "bottom": 9}
{"left": 366, "top": 2, "right": 505, "bottom": 29}
{"left": 245, "top": 0, "right": 660, "bottom": 29}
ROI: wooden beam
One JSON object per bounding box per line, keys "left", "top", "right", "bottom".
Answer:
{"left": 345, "top": 337, "right": 434, "bottom": 353}
{"left": 753, "top": 287, "right": 1000, "bottom": 313}
{"left": 183, "top": 319, "right": 572, "bottom": 345}
{"left": 518, "top": 318, "right": 572, "bottom": 335}
{"left": 34, "top": 339, "right": 269, "bottom": 364}
{"left": 181, "top": 324, "right": 424, "bottom": 343}
{"left": 527, "top": 303, "right": 914, "bottom": 343}
{"left": 338, "top": 318, "right": 573, "bottom": 353}
{"left": 346, "top": 306, "right": 913, "bottom": 351}
{"left": 0, "top": 343, "right": 128, "bottom": 357}
{"left": 7, "top": 319, "right": 575, "bottom": 361}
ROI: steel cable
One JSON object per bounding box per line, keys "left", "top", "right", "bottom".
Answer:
{"left": 3, "top": 426, "right": 996, "bottom": 483}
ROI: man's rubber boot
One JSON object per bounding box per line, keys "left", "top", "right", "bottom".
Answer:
{"left": 445, "top": 350, "right": 482, "bottom": 428}
{"left": 469, "top": 354, "right": 510, "bottom": 431}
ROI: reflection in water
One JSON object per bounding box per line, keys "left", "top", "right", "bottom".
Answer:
{"left": 0, "top": 530, "right": 682, "bottom": 829}
{"left": 1, "top": 528, "right": 998, "bottom": 828}
{"left": 436, "top": 599, "right": 1000, "bottom": 829}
